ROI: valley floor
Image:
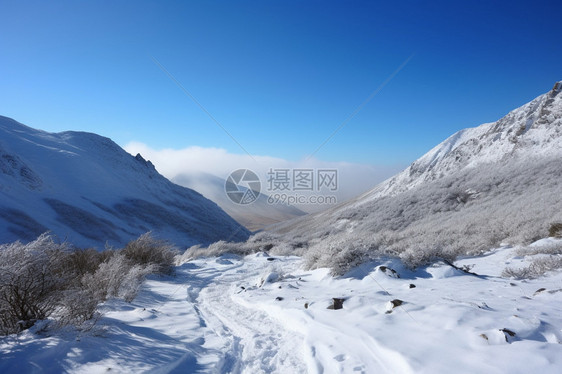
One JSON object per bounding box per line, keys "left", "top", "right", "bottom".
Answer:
{"left": 2, "top": 240, "right": 562, "bottom": 373}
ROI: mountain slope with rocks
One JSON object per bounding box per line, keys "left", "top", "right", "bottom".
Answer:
{"left": 269, "top": 81, "right": 562, "bottom": 273}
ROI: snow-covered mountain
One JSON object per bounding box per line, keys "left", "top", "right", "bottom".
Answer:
{"left": 0, "top": 116, "right": 250, "bottom": 248}
{"left": 173, "top": 172, "right": 306, "bottom": 232}
{"left": 364, "top": 80, "right": 562, "bottom": 200}
{"left": 271, "top": 81, "right": 562, "bottom": 272}
{"left": 2, "top": 85, "right": 562, "bottom": 374}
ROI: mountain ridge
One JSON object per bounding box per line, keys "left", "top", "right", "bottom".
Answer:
{"left": 357, "top": 80, "right": 562, "bottom": 202}
{"left": 0, "top": 116, "right": 250, "bottom": 248}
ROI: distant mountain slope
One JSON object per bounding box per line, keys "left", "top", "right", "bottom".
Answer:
{"left": 362, "top": 80, "right": 562, "bottom": 201}
{"left": 0, "top": 116, "right": 250, "bottom": 248}
{"left": 173, "top": 172, "right": 306, "bottom": 232}
{"left": 270, "top": 81, "right": 562, "bottom": 273}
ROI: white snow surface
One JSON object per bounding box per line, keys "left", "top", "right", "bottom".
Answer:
{"left": 3, "top": 240, "right": 562, "bottom": 373}
{"left": 0, "top": 116, "right": 249, "bottom": 248}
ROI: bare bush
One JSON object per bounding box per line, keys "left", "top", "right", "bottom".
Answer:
{"left": 502, "top": 255, "right": 562, "bottom": 279}
{"left": 122, "top": 232, "right": 177, "bottom": 275}
{"left": 189, "top": 240, "right": 252, "bottom": 258}
{"left": 175, "top": 244, "right": 202, "bottom": 265}
{"left": 58, "top": 287, "right": 101, "bottom": 327}
{"left": 0, "top": 232, "right": 175, "bottom": 335}
{"left": 514, "top": 241, "right": 562, "bottom": 257}
{"left": 304, "top": 235, "right": 373, "bottom": 275}
{"left": 0, "top": 234, "right": 69, "bottom": 334}
{"left": 59, "top": 248, "right": 108, "bottom": 277}
{"left": 180, "top": 232, "right": 306, "bottom": 263}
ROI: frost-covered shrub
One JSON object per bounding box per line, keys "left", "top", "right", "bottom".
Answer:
{"left": 503, "top": 241, "right": 562, "bottom": 279}
{"left": 59, "top": 248, "right": 108, "bottom": 277}
{"left": 204, "top": 240, "right": 246, "bottom": 256}
{"left": 399, "top": 243, "right": 456, "bottom": 269}
{"left": 502, "top": 255, "right": 562, "bottom": 279}
{"left": 58, "top": 287, "right": 101, "bottom": 326}
{"left": 270, "top": 241, "right": 305, "bottom": 256}
{"left": 122, "top": 232, "right": 177, "bottom": 275}
{"left": 0, "top": 232, "right": 173, "bottom": 335}
{"left": 270, "top": 155, "right": 562, "bottom": 273}
{"left": 175, "top": 244, "right": 202, "bottom": 265}
{"left": 81, "top": 251, "right": 157, "bottom": 303}
{"left": 0, "top": 234, "right": 70, "bottom": 334}
{"left": 514, "top": 241, "right": 562, "bottom": 257}
{"left": 304, "top": 234, "right": 373, "bottom": 275}
{"left": 54, "top": 248, "right": 109, "bottom": 326}
{"left": 180, "top": 231, "right": 305, "bottom": 260}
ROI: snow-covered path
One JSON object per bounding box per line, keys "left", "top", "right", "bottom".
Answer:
{"left": 2, "top": 242, "right": 562, "bottom": 373}
{"left": 185, "top": 255, "right": 308, "bottom": 373}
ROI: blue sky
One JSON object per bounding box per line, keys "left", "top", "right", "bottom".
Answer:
{"left": 1, "top": 0, "right": 561, "bottom": 166}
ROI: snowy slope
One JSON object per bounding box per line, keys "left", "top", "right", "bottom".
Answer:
{"left": 173, "top": 172, "right": 306, "bottom": 232}
{"left": 0, "top": 116, "right": 250, "bottom": 248}
{"left": 269, "top": 81, "right": 562, "bottom": 267}
{"left": 364, "top": 80, "right": 562, "bottom": 200}
{"left": 2, "top": 239, "right": 562, "bottom": 373}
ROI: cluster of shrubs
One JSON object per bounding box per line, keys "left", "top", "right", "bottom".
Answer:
{"left": 0, "top": 232, "right": 176, "bottom": 335}
{"left": 177, "top": 231, "right": 307, "bottom": 264}
{"left": 184, "top": 155, "right": 562, "bottom": 277}
{"left": 502, "top": 241, "right": 562, "bottom": 279}
{"left": 265, "top": 155, "right": 562, "bottom": 275}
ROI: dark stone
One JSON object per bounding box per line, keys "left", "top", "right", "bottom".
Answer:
{"left": 549, "top": 223, "right": 562, "bottom": 238}
{"left": 379, "top": 266, "right": 400, "bottom": 278}
{"left": 275, "top": 297, "right": 284, "bottom": 301}
{"left": 408, "top": 284, "right": 416, "bottom": 289}
{"left": 327, "top": 298, "right": 345, "bottom": 310}
{"left": 500, "top": 328, "right": 516, "bottom": 342}
{"left": 385, "top": 299, "right": 404, "bottom": 314}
